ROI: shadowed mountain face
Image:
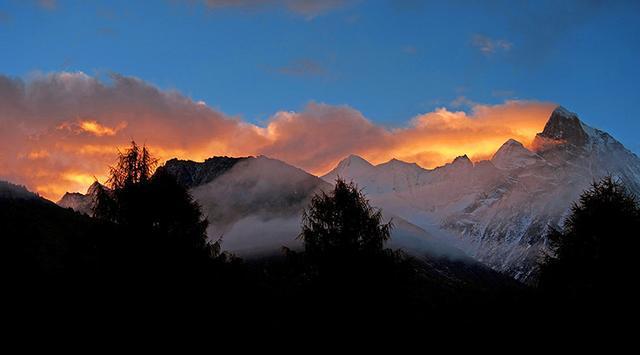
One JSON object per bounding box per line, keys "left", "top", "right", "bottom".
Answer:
{"left": 162, "top": 156, "right": 249, "bottom": 188}
{"left": 163, "top": 156, "right": 330, "bottom": 254}
{"left": 535, "top": 106, "right": 589, "bottom": 147}
{"left": 322, "top": 106, "right": 640, "bottom": 282}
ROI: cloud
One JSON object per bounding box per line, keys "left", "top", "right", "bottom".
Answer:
{"left": 465, "top": 0, "right": 615, "bottom": 66}
{"left": 491, "top": 90, "right": 515, "bottom": 98}
{"left": 0, "top": 11, "right": 11, "bottom": 24}
{"left": 37, "top": 0, "right": 57, "bottom": 11}
{"left": 449, "top": 95, "right": 477, "bottom": 109}
{"left": 0, "top": 71, "right": 556, "bottom": 200}
{"left": 402, "top": 45, "right": 417, "bottom": 55}
{"left": 97, "top": 27, "right": 118, "bottom": 37}
{"left": 200, "top": 0, "right": 349, "bottom": 18}
{"left": 272, "top": 58, "right": 326, "bottom": 77}
{"left": 471, "top": 34, "right": 512, "bottom": 55}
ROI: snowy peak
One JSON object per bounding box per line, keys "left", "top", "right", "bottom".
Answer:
{"left": 377, "top": 158, "right": 420, "bottom": 170}
{"left": 500, "top": 138, "right": 524, "bottom": 148}
{"left": 534, "top": 106, "right": 589, "bottom": 150}
{"left": 492, "top": 139, "right": 542, "bottom": 170}
{"left": 322, "top": 154, "right": 374, "bottom": 182}
{"left": 338, "top": 154, "right": 373, "bottom": 169}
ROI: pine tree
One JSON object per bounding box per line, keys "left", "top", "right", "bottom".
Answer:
{"left": 538, "top": 176, "right": 640, "bottom": 302}
{"left": 299, "top": 178, "right": 392, "bottom": 262}
{"left": 93, "top": 141, "right": 219, "bottom": 275}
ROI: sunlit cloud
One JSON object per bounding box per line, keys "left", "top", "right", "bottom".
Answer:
{"left": 0, "top": 71, "right": 555, "bottom": 201}
{"left": 57, "top": 119, "right": 127, "bottom": 137}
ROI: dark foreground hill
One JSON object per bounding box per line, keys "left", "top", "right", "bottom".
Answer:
{"left": 2, "top": 179, "right": 530, "bottom": 335}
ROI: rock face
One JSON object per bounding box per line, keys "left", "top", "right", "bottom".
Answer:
{"left": 162, "top": 156, "right": 249, "bottom": 188}
{"left": 57, "top": 181, "right": 103, "bottom": 215}
{"left": 322, "top": 106, "right": 640, "bottom": 283}
{"left": 535, "top": 106, "right": 589, "bottom": 147}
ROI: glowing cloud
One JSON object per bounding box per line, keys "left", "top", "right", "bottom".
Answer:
{"left": 58, "top": 120, "right": 127, "bottom": 136}
{"left": 0, "top": 72, "right": 556, "bottom": 201}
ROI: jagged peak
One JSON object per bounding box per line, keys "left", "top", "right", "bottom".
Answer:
{"left": 552, "top": 105, "right": 578, "bottom": 118}
{"left": 536, "top": 105, "right": 588, "bottom": 147}
{"left": 86, "top": 181, "right": 103, "bottom": 195}
{"left": 452, "top": 154, "right": 472, "bottom": 165}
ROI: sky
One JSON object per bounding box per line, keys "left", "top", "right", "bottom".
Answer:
{"left": 1, "top": 0, "right": 639, "bottom": 200}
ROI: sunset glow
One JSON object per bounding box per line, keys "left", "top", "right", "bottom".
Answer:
{"left": 0, "top": 72, "right": 556, "bottom": 200}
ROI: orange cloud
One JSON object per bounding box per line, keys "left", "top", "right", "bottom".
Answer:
{"left": 0, "top": 72, "right": 556, "bottom": 201}
{"left": 58, "top": 119, "right": 127, "bottom": 136}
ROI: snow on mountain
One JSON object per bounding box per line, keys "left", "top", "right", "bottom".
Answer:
{"left": 322, "top": 106, "right": 640, "bottom": 282}
{"left": 322, "top": 154, "right": 375, "bottom": 185}
{"left": 162, "top": 155, "right": 453, "bottom": 258}
{"left": 54, "top": 105, "right": 640, "bottom": 282}
{"left": 491, "top": 139, "right": 543, "bottom": 170}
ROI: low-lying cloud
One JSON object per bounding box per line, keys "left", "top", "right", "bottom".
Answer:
{"left": 0, "top": 71, "right": 556, "bottom": 200}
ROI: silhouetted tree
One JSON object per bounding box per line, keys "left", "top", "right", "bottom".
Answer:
{"left": 93, "top": 141, "right": 220, "bottom": 276}
{"left": 299, "top": 178, "right": 392, "bottom": 262}
{"left": 538, "top": 176, "right": 640, "bottom": 303}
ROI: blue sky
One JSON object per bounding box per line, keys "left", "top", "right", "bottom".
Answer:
{"left": 1, "top": 0, "right": 639, "bottom": 151}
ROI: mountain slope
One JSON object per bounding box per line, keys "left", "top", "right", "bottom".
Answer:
{"left": 1, "top": 180, "right": 103, "bottom": 278}
{"left": 160, "top": 155, "right": 461, "bottom": 258}
{"left": 322, "top": 106, "right": 640, "bottom": 282}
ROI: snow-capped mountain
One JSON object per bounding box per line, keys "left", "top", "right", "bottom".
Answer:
{"left": 55, "top": 106, "right": 640, "bottom": 282}
{"left": 322, "top": 106, "right": 640, "bottom": 282}
{"left": 163, "top": 155, "right": 457, "bottom": 257}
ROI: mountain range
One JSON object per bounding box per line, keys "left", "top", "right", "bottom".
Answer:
{"left": 322, "top": 106, "right": 640, "bottom": 281}
{"left": 56, "top": 106, "right": 640, "bottom": 282}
